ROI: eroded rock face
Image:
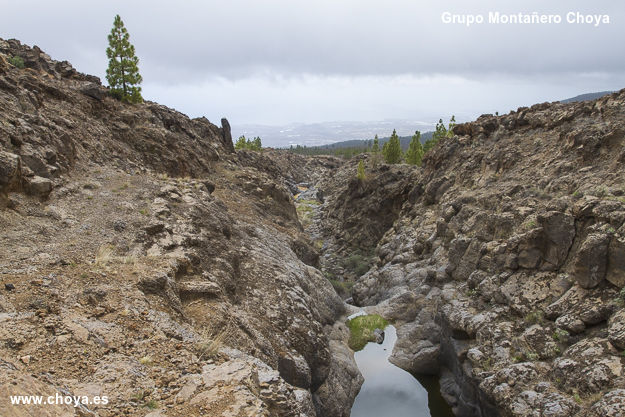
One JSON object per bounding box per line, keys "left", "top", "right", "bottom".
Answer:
{"left": 343, "top": 89, "right": 625, "bottom": 416}
{"left": 0, "top": 39, "right": 360, "bottom": 417}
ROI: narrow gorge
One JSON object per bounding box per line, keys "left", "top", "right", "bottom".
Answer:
{"left": 1, "top": 39, "right": 625, "bottom": 417}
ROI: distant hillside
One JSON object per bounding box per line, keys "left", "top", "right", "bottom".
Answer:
{"left": 560, "top": 91, "right": 614, "bottom": 104}
{"left": 235, "top": 120, "right": 436, "bottom": 148}
{"left": 300, "top": 131, "right": 434, "bottom": 151}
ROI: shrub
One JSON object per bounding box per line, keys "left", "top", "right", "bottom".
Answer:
{"left": 342, "top": 253, "right": 370, "bottom": 277}
{"left": 552, "top": 328, "right": 569, "bottom": 342}
{"left": 8, "top": 56, "right": 24, "bottom": 69}
{"left": 196, "top": 328, "right": 227, "bottom": 361}
{"left": 95, "top": 244, "right": 115, "bottom": 266}
{"left": 145, "top": 399, "right": 159, "bottom": 409}
{"left": 524, "top": 310, "right": 544, "bottom": 325}
{"left": 357, "top": 160, "right": 365, "bottom": 180}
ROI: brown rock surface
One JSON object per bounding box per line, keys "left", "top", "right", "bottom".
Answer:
{"left": 0, "top": 39, "right": 359, "bottom": 417}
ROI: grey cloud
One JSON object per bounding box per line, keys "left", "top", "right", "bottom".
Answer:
{"left": 1, "top": 0, "right": 624, "bottom": 84}
{"left": 0, "top": 0, "right": 624, "bottom": 133}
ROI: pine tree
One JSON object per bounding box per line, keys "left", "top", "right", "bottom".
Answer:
{"left": 372, "top": 135, "right": 380, "bottom": 154}
{"left": 357, "top": 160, "right": 366, "bottom": 181}
{"left": 446, "top": 115, "right": 456, "bottom": 138}
{"left": 405, "top": 131, "right": 424, "bottom": 166}
{"left": 234, "top": 135, "right": 262, "bottom": 151}
{"left": 383, "top": 129, "right": 402, "bottom": 164}
{"left": 106, "top": 15, "right": 143, "bottom": 103}
{"left": 235, "top": 135, "right": 247, "bottom": 150}
{"left": 424, "top": 119, "right": 446, "bottom": 153}
{"left": 433, "top": 119, "right": 447, "bottom": 140}
{"left": 370, "top": 135, "right": 381, "bottom": 168}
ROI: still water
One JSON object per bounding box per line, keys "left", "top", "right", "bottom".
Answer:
{"left": 350, "top": 325, "right": 455, "bottom": 417}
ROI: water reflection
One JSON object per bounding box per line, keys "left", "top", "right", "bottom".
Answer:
{"left": 350, "top": 325, "right": 453, "bottom": 417}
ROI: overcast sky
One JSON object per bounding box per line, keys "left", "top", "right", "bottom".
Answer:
{"left": 1, "top": 0, "right": 624, "bottom": 140}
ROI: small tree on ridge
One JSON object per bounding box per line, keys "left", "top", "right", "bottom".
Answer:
{"left": 405, "top": 130, "right": 424, "bottom": 166}
{"left": 106, "top": 15, "right": 143, "bottom": 103}
{"left": 383, "top": 129, "right": 402, "bottom": 164}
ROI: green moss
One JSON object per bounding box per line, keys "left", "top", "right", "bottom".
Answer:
{"left": 347, "top": 314, "right": 388, "bottom": 351}
{"left": 296, "top": 204, "right": 314, "bottom": 227}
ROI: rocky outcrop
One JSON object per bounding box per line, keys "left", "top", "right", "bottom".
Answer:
{"left": 345, "top": 90, "right": 625, "bottom": 416}
{"left": 0, "top": 38, "right": 235, "bottom": 205}
{"left": 320, "top": 160, "right": 418, "bottom": 254}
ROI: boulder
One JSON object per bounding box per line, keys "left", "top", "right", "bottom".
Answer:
{"left": 79, "top": 82, "right": 106, "bottom": 100}
{"left": 555, "top": 314, "right": 585, "bottom": 334}
{"left": 0, "top": 151, "right": 21, "bottom": 193}
{"left": 608, "top": 310, "right": 625, "bottom": 350}
{"left": 452, "top": 239, "right": 482, "bottom": 281}
{"left": 25, "top": 175, "right": 52, "bottom": 198}
{"left": 522, "top": 325, "right": 559, "bottom": 359}
{"left": 373, "top": 328, "right": 385, "bottom": 344}
{"left": 606, "top": 236, "right": 625, "bottom": 287}
{"left": 588, "top": 389, "right": 625, "bottom": 417}
{"left": 538, "top": 211, "right": 575, "bottom": 268}
{"left": 572, "top": 233, "right": 609, "bottom": 288}
{"left": 278, "top": 351, "right": 312, "bottom": 389}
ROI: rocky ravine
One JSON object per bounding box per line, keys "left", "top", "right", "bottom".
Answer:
{"left": 0, "top": 39, "right": 363, "bottom": 417}
{"left": 311, "top": 92, "right": 625, "bottom": 416}
{"left": 3, "top": 37, "right": 625, "bottom": 417}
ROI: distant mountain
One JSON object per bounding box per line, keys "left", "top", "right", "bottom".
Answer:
{"left": 560, "top": 91, "right": 614, "bottom": 104}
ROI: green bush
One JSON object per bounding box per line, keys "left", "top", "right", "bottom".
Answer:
{"left": 524, "top": 310, "right": 544, "bottom": 325}
{"left": 347, "top": 314, "right": 389, "bottom": 351}
{"left": 552, "top": 328, "right": 569, "bottom": 342}
{"left": 357, "top": 160, "right": 365, "bottom": 180}
{"left": 8, "top": 56, "right": 24, "bottom": 69}
{"left": 343, "top": 253, "right": 370, "bottom": 277}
